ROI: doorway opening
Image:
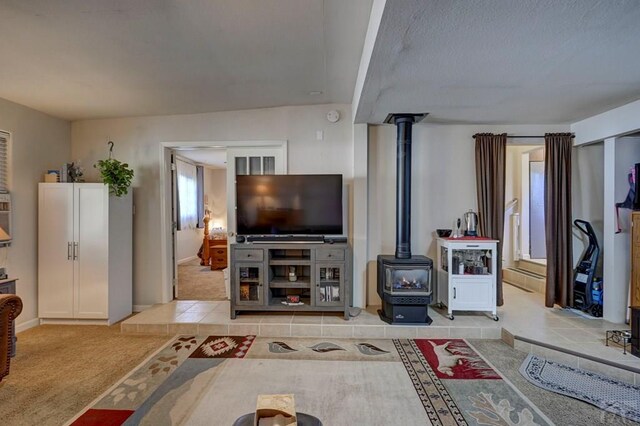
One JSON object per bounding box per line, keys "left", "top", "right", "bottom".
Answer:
{"left": 160, "top": 141, "right": 288, "bottom": 304}
{"left": 528, "top": 148, "right": 546, "bottom": 262}
{"left": 173, "top": 148, "right": 228, "bottom": 301}
{"left": 502, "top": 144, "right": 547, "bottom": 299}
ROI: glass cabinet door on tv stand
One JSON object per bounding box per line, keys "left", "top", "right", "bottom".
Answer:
{"left": 235, "top": 263, "right": 264, "bottom": 305}
{"left": 315, "top": 264, "right": 345, "bottom": 307}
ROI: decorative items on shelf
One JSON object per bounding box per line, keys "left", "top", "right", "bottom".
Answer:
{"left": 285, "top": 295, "right": 300, "bottom": 304}
{"left": 66, "top": 162, "right": 84, "bottom": 182}
{"left": 44, "top": 162, "right": 84, "bottom": 183}
{"left": 94, "top": 141, "right": 134, "bottom": 197}
{"left": 44, "top": 169, "right": 60, "bottom": 182}
{"left": 288, "top": 266, "right": 297, "bottom": 282}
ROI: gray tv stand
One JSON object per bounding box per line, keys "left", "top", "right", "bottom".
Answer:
{"left": 230, "top": 242, "right": 352, "bottom": 320}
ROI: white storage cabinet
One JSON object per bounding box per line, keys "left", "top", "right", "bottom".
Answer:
{"left": 38, "top": 183, "right": 132, "bottom": 324}
{"left": 436, "top": 238, "right": 499, "bottom": 321}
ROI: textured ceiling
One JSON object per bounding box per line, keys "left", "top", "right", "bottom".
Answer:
{"left": 356, "top": 0, "right": 640, "bottom": 124}
{"left": 0, "top": 0, "right": 371, "bottom": 120}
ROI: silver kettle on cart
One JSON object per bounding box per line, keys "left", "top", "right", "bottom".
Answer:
{"left": 464, "top": 209, "right": 478, "bottom": 236}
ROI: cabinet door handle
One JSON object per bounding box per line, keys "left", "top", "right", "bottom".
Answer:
{"left": 67, "top": 242, "right": 72, "bottom": 260}
{"left": 453, "top": 287, "right": 456, "bottom": 299}
{"left": 73, "top": 242, "right": 78, "bottom": 260}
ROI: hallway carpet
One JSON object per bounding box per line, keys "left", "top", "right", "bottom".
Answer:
{"left": 177, "top": 258, "right": 227, "bottom": 301}
{"left": 0, "top": 325, "right": 170, "bottom": 426}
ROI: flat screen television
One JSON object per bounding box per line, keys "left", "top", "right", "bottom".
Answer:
{"left": 236, "top": 174, "right": 343, "bottom": 236}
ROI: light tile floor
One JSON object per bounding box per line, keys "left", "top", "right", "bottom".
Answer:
{"left": 122, "top": 284, "right": 639, "bottom": 369}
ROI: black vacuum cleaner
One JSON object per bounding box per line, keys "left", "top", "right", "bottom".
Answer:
{"left": 572, "top": 219, "right": 603, "bottom": 317}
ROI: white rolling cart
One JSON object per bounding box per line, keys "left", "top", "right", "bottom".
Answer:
{"left": 436, "top": 237, "right": 499, "bottom": 321}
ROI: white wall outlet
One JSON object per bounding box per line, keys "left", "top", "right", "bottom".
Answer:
{"left": 316, "top": 130, "right": 324, "bottom": 141}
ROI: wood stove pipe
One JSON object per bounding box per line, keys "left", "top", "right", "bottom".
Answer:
{"left": 384, "top": 113, "right": 427, "bottom": 259}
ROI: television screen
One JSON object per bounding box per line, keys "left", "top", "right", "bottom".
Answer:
{"left": 236, "top": 174, "right": 343, "bottom": 236}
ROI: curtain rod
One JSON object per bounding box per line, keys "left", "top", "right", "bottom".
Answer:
{"left": 472, "top": 134, "right": 575, "bottom": 139}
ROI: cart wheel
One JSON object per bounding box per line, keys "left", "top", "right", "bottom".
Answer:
{"left": 492, "top": 315, "right": 499, "bottom": 321}
{"left": 448, "top": 314, "right": 454, "bottom": 320}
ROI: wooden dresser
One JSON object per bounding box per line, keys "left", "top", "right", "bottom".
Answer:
{"left": 209, "top": 239, "right": 228, "bottom": 270}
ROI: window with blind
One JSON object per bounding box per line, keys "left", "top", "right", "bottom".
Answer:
{"left": 0, "top": 132, "right": 8, "bottom": 193}
{"left": 176, "top": 158, "right": 198, "bottom": 230}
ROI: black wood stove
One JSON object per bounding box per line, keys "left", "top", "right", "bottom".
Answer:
{"left": 377, "top": 113, "right": 433, "bottom": 325}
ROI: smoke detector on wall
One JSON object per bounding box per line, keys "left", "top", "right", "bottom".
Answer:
{"left": 326, "top": 110, "right": 340, "bottom": 123}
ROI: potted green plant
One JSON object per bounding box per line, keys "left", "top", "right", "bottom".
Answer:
{"left": 94, "top": 141, "right": 134, "bottom": 197}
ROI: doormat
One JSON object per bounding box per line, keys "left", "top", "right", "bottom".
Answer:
{"left": 520, "top": 354, "right": 640, "bottom": 423}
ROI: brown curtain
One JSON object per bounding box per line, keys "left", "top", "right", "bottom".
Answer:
{"left": 475, "top": 133, "right": 507, "bottom": 306}
{"left": 544, "top": 133, "right": 573, "bottom": 307}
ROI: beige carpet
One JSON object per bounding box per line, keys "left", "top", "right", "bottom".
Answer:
{"left": 177, "top": 258, "right": 227, "bottom": 301}
{"left": 0, "top": 324, "right": 170, "bottom": 426}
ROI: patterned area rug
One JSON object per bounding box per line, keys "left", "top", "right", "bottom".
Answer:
{"left": 69, "top": 337, "right": 550, "bottom": 425}
{"left": 520, "top": 354, "right": 640, "bottom": 423}
{"left": 397, "top": 339, "right": 550, "bottom": 425}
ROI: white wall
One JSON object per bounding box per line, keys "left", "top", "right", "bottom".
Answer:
{"left": 205, "top": 168, "right": 227, "bottom": 231}
{"left": 602, "top": 137, "right": 640, "bottom": 323}
{"left": 176, "top": 228, "right": 203, "bottom": 263}
{"left": 367, "top": 123, "right": 569, "bottom": 306}
{"left": 71, "top": 104, "right": 355, "bottom": 307}
{"left": 572, "top": 142, "right": 604, "bottom": 276}
{"left": 571, "top": 97, "right": 640, "bottom": 323}
{"left": 572, "top": 99, "right": 640, "bottom": 145}
{"left": 0, "top": 97, "right": 70, "bottom": 329}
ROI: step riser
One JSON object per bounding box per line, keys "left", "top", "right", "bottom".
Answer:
{"left": 518, "top": 260, "right": 546, "bottom": 276}
{"left": 503, "top": 269, "right": 545, "bottom": 293}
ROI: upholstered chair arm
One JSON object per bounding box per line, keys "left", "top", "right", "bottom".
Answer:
{"left": 0, "top": 294, "right": 23, "bottom": 382}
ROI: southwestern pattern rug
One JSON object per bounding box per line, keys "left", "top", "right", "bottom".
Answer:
{"left": 68, "top": 336, "right": 551, "bottom": 425}
{"left": 520, "top": 354, "right": 640, "bottom": 423}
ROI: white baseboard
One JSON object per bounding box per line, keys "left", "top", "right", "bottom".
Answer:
{"left": 16, "top": 318, "right": 40, "bottom": 333}
{"left": 39, "top": 318, "right": 110, "bottom": 326}
{"left": 178, "top": 255, "right": 199, "bottom": 265}
{"left": 133, "top": 304, "right": 152, "bottom": 312}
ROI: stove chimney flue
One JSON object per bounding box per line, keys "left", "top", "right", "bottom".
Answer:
{"left": 383, "top": 113, "right": 427, "bottom": 260}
